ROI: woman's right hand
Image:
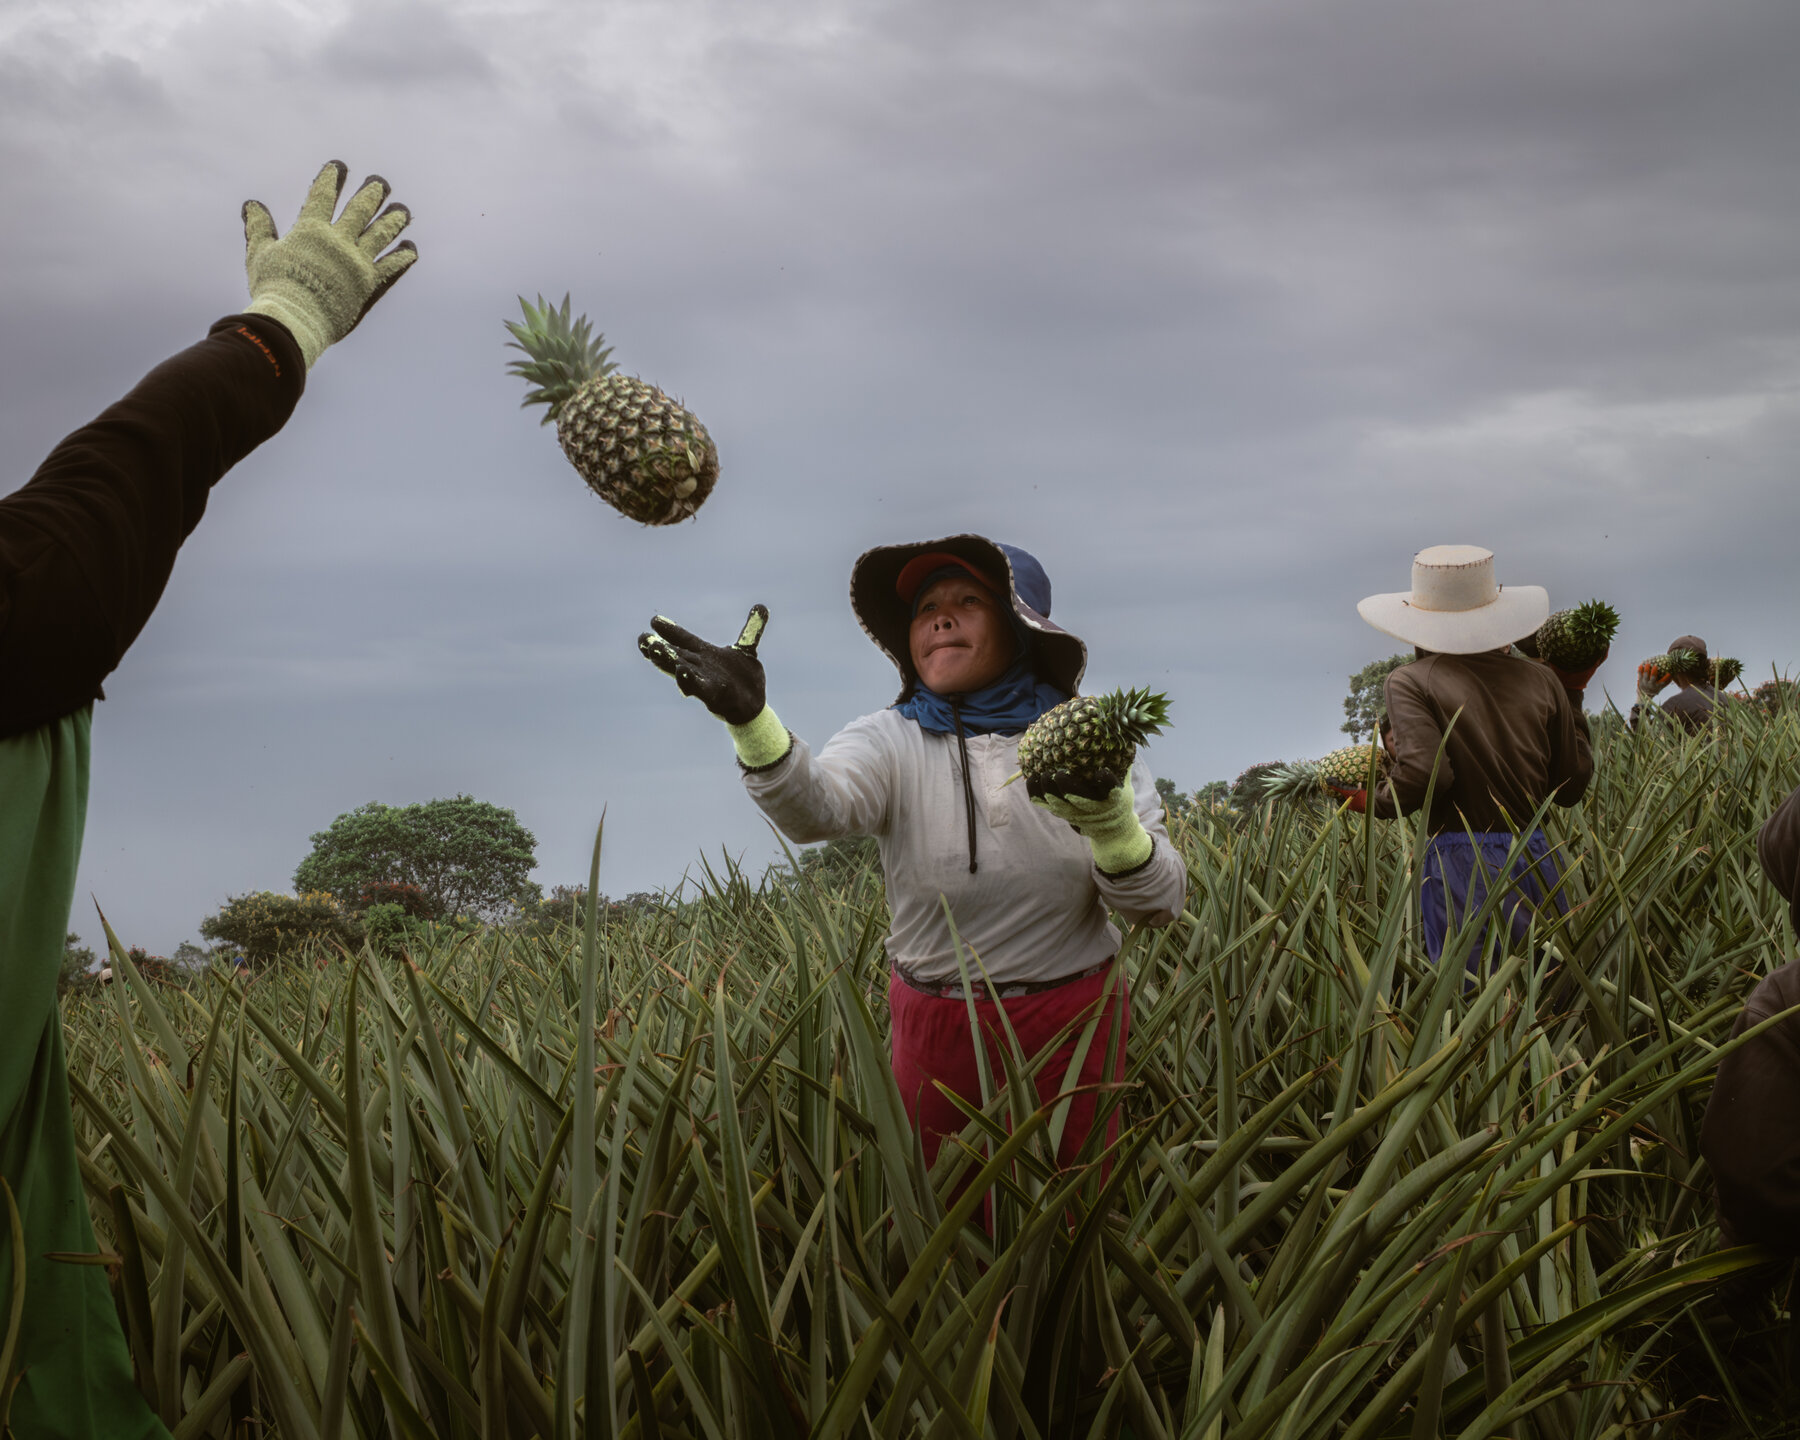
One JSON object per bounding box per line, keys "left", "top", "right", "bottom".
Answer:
{"left": 638, "top": 606, "right": 769, "bottom": 725}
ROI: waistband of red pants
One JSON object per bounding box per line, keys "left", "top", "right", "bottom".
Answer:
{"left": 890, "top": 957, "right": 1113, "bottom": 1002}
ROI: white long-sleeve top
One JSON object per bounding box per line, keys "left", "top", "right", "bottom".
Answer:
{"left": 744, "top": 708, "right": 1187, "bottom": 984}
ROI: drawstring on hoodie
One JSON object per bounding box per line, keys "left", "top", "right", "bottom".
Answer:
{"left": 949, "top": 697, "right": 979, "bottom": 873}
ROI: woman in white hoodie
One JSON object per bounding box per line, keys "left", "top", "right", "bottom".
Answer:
{"left": 640, "top": 535, "right": 1186, "bottom": 1169}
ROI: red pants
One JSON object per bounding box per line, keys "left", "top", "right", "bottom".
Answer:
{"left": 888, "top": 962, "right": 1129, "bottom": 1171}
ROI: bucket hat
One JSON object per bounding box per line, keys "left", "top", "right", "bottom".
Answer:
{"left": 850, "top": 534, "right": 1087, "bottom": 701}
{"left": 1356, "top": 545, "right": 1548, "bottom": 655}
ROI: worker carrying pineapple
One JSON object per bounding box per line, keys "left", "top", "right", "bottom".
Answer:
{"left": 1630, "top": 634, "right": 1725, "bottom": 733}
{"left": 640, "top": 536, "right": 1186, "bottom": 1169}
{"left": 1334, "top": 546, "right": 1594, "bottom": 967}
{"left": 0, "top": 162, "right": 416, "bottom": 1440}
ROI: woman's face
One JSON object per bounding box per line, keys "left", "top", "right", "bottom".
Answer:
{"left": 909, "top": 575, "right": 1016, "bottom": 695}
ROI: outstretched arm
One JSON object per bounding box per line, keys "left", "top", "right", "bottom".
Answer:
{"left": 0, "top": 160, "right": 418, "bottom": 738}
{"left": 0, "top": 316, "right": 305, "bottom": 736}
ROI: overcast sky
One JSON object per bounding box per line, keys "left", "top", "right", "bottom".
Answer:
{"left": 7, "top": 0, "right": 1800, "bottom": 950}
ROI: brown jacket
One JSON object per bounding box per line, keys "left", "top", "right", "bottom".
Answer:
{"left": 1701, "top": 958, "right": 1800, "bottom": 1253}
{"left": 1759, "top": 782, "right": 1800, "bottom": 932}
{"left": 1372, "top": 651, "right": 1593, "bottom": 834}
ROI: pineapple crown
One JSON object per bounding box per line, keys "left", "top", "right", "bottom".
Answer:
{"left": 1552, "top": 599, "right": 1620, "bottom": 648}
{"left": 504, "top": 293, "right": 617, "bottom": 424}
{"left": 1662, "top": 647, "right": 1707, "bottom": 682}
{"left": 1259, "top": 760, "right": 1325, "bottom": 806}
{"left": 1090, "top": 686, "right": 1172, "bottom": 748}
{"left": 1711, "top": 656, "right": 1743, "bottom": 688}
{"left": 1227, "top": 762, "right": 1294, "bottom": 813}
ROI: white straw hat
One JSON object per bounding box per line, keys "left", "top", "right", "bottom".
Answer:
{"left": 1356, "top": 545, "right": 1548, "bottom": 655}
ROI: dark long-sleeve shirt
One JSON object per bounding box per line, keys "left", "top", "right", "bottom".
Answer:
{"left": 1702, "top": 785, "right": 1800, "bottom": 1253}
{"left": 1372, "top": 651, "right": 1593, "bottom": 835}
{"left": 1759, "top": 782, "right": 1800, "bottom": 933}
{"left": 1663, "top": 684, "right": 1720, "bottom": 733}
{"left": 1, "top": 313, "right": 303, "bottom": 1437}
{"left": 0, "top": 315, "right": 305, "bottom": 737}
{"left": 1702, "top": 958, "right": 1800, "bottom": 1254}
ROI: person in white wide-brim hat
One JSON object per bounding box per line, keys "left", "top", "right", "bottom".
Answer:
{"left": 1334, "top": 545, "right": 1596, "bottom": 968}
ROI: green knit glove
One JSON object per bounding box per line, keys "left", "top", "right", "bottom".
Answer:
{"left": 1034, "top": 780, "right": 1153, "bottom": 874}
{"left": 242, "top": 161, "right": 418, "bottom": 369}
{"left": 725, "top": 706, "right": 792, "bottom": 768}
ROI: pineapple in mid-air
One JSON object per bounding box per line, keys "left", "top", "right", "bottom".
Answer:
{"left": 1016, "top": 688, "right": 1170, "bottom": 794}
{"left": 505, "top": 294, "right": 718, "bottom": 526}
{"left": 1710, "top": 656, "right": 1743, "bottom": 689}
{"left": 1531, "top": 600, "right": 1619, "bottom": 672}
{"left": 1262, "top": 744, "right": 1390, "bottom": 804}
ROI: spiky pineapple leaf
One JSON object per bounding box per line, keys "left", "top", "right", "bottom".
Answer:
{"left": 1535, "top": 599, "right": 1620, "bottom": 670}
{"left": 1096, "top": 687, "right": 1171, "bottom": 747}
{"left": 1259, "top": 761, "right": 1325, "bottom": 805}
{"left": 504, "top": 293, "right": 618, "bottom": 424}
{"left": 1663, "top": 647, "right": 1707, "bottom": 682}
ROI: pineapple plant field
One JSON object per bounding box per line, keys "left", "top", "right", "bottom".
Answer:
{"left": 42, "top": 701, "right": 1800, "bottom": 1438}
{"left": 506, "top": 294, "right": 719, "bottom": 526}
{"left": 1016, "top": 687, "right": 1171, "bottom": 792}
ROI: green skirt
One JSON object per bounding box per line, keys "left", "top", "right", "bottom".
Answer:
{"left": 1, "top": 710, "right": 167, "bottom": 1439}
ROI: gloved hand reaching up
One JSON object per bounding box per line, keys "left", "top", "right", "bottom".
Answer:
{"left": 638, "top": 606, "right": 792, "bottom": 767}
{"left": 243, "top": 161, "right": 418, "bottom": 369}
{"left": 1027, "top": 767, "right": 1154, "bottom": 874}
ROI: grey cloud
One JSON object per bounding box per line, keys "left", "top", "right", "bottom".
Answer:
{"left": 6, "top": 0, "right": 1800, "bottom": 948}
{"left": 308, "top": 2, "right": 498, "bottom": 87}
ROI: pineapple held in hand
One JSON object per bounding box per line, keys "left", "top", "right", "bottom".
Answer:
{"left": 1637, "top": 656, "right": 1673, "bottom": 701}
{"left": 1531, "top": 600, "right": 1619, "bottom": 672}
{"left": 1017, "top": 687, "right": 1170, "bottom": 797}
{"left": 506, "top": 294, "right": 718, "bottom": 526}
{"left": 1262, "top": 744, "right": 1390, "bottom": 804}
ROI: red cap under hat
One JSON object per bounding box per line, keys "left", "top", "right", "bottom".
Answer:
{"left": 894, "top": 552, "right": 1003, "bottom": 603}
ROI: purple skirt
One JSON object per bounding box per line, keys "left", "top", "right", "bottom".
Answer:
{"left": 1421, "top": 829, "right": 1567, "bottom": 968}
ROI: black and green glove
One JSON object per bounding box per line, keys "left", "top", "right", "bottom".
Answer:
{"left": 638, "top": 607, "right": 791, "bottom": 767}
{"left": 242, "top": 161, "right": 418, "bottom": 369}
{"left": 1028, "top": 769, "right": 1154, "bottom": 874}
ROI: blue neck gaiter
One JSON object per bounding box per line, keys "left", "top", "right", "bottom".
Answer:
{"left": 894, "top": 655, "right": 1068, "bottom": 736}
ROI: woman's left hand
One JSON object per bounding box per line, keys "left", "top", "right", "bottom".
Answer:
{"left": 1031, "top": 776, "right": 1153, "bottom": 874}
